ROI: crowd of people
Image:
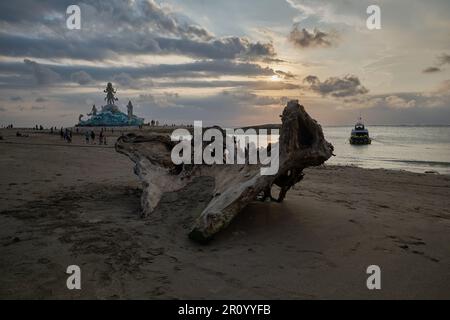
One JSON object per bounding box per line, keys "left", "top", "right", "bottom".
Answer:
{"left": 2, "top": 121, "right": 181, "bottom": 145}
{"left": 83, "top": 129, "right": 107, "bottom": 145}
{"left": 56, "top": 127, "right": 108, "bottom": 145}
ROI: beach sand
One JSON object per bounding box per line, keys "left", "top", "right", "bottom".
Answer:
{"left": 0, "top": 128, "right": 449, "bottom": 299}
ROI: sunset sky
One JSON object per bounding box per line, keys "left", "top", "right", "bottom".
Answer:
{"left": 0, "top": 0, "right": 449, "bottom": 127}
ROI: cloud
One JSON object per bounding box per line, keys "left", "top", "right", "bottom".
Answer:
{"left": 112, "top": 73, "right": 140, "bottom": 89}
{"left": 152, "top": 36, "right": 276, "bottom": 60}
{"left": 342, "top": 86, "right": 450, "bottom": 111}
{"left": 285, "top": 0, "right": 367, "bottom": 27}
{"left": 70, "top": 71, "right": 94, "bottom": 85}
{"left": 288, "top": 24, "right": 337, "bottom": 48}
{"left": 31, "top": 105, "right": 46, "bottom": 110}
{"left": 383, "top": 95, "right": 417, "bottom": 109}
{"left": 0, "top": 33, "right": 276, "bottom": 61}
{"left": 0, "top": 0, "right": 276, "bottom": 62}
{"left": 0, "top": 0, "right": 212, "bottom": 40}
{"left": 221, "top": 90, "right": 282, "bottom": 106}
{"left": 137, "top": 88, "right": 284, "bottom": 111}
{"left": 275, "top": 70, "right": 296, "bottom": 79}
{"left": 0, "top": 0, "right": 63, "bottom": 24}
{"left": 23, "top": 59, "right": 60, "bottom": 85}
{"left": 303, "top": 74, "right": 368, "bottom": 97}
{"left": 263, "top": 57, "right": 287, "bottom": 64}
{"left": 157, "top": 80, "right": 300, "bottom": 90}
{"left": 137, "top": 93, "right": 179, "bottom": 109}
{"left": 243, "top": 40, "right": 276, "bottom": 58}
{"left": 423, "top": 53, "right": 450, "bottom": 74}
{"left": 139, "top": 60, "right": 275, "bottom": 78}
{"left": 138, "top": 0, "right": 213, "bottom": 40}
{"left": 422, "top": 67, "right": 441, "bottom": 73}
{"left": 246, "top": 81, "right": 300, "bottom": 90}
{"left": 438, "top": 53, "right": 450, "bottom": 66}
{"left": 0, "top": 60, "right": 276, "bottom": 86}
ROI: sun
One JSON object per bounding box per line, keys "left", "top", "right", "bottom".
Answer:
{"left": 271, "top": 75, "right": 281, "bottom": 81}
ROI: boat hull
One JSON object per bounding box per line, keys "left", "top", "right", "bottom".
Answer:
{"left": 349, "top": 136, "right": 371, "bottom": 145}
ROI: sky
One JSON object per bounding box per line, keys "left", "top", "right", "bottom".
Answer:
{"left": 0, "top": 0, "right": 449, "bottom": 127}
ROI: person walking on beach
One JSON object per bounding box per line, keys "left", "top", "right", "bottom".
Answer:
{"left": 90, "top": 130, "right": 95, "bottom": 144}
{"left": 84, "top": 131, "right": 89, "bottom": 144}
{"left": 64, "top": 128, "right": 71, "bottom": 143}
{"left": 66, "top": 129, "right": 72, "bottom": 143}
{"left": 99, "top": 130, "right": 103, "bottom": 145}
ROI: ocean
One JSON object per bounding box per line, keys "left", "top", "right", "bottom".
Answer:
{"left": 161, "top": 125, "right": 450, "bottom": 175}
{"left": 323, "top": 126, "right": 450, "bottom": 175}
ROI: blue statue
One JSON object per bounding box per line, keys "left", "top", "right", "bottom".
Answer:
{"left": 77, "top": 82, "right": 144, "bottom": 127}
{"left": 104, "top": 82, "right": 118, "bottom": 105}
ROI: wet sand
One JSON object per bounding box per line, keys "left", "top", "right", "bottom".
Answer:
{"left": 1, "top": 128, "right": 450, "bottom": 299}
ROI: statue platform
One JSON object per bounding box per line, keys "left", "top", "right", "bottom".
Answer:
{"left": 77, "top": 104, "right": 144, "bottom": 127}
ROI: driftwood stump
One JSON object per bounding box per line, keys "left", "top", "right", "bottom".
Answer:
{"left": 116, "top": 100, "right": 334, "bottom": 242}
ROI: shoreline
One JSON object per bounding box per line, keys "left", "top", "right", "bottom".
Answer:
{"left": 0, "top": 143, "right": 447, "bottom": 177}
{"left": 3, "top": 125, "right": 450, "bottom": 175}
{"left": 330, "top": 163, "right": 448, "bottom": 176}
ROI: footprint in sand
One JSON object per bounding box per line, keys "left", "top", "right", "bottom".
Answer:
{"left": 147, "top": 286, "right": 166, "bottom": 297}
{"left": 37, "top": 258, "right": 50, "bottom": 264}
{"left": 147, "top": 247, "right": 164, "bottom": 256}
{"left": 390, "top": 235, "right": 439, "bottom": 263}
{"left": 411, "top": 250, "right": 440, "bottom": 263}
